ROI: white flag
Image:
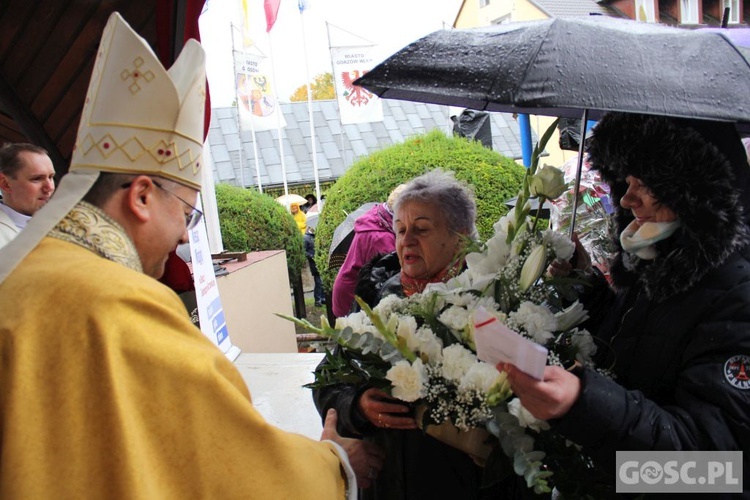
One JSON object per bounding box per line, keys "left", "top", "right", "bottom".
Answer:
{"left": 234, "top": 52, "right": 286, "bottom": 131}
{"left": 331, "top": 46, "right": 383, "bottom": 125}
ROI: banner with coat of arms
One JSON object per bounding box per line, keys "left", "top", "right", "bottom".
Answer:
{"left": 331, "top": 46, "right": 383, "bottom": 125}
{"left": 234, "top": 51, "right": 286, "bottom": 131}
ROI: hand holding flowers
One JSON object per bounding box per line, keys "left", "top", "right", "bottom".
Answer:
{"left": 280, "top": 119, "right": 610, "bottom": 496}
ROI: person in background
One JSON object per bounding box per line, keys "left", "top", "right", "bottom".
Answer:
{"left": 315, "top": 170, "right": 492, "bottom": 500}
{"left": 0, "top": 142, "right": 56, "bottom": 248}
{"left": 305, "top": 226, "right": 326, "bottom": 307}
{"left": 331, "top": 183, "right": 406, "bottom": 317}
{"left": 0, "top": 13, "right": 382, "bottom": 499}
{"left": 291, "top": 201, "right": 307, "bottom": 234}
{"left": 159, "top": 249, "right": 195, "bottom": 294}
{"left": 303, "top": 193, "right": 318, "bottom": 213}
{"left": 504, "top": 112, "right": 750, "bottom": 495}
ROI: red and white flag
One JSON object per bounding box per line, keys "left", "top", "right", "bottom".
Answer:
{"left": 331, "top": 46, "right": 383, "bottom": 125}
{"left": 235, "top": 52, "right": 286, "bottom": 131}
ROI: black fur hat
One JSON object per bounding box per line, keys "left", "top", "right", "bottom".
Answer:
{"left": 586, "top": 112, "right": 750, "bottom": 299}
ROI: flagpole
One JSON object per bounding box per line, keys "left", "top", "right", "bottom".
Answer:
{"left": 244, "top": 63, "right": 264, "bottom": 194}
{"left": 267, "top": 32, "right": 288, "bottom": 197}
{"left": 230, "top": 23, "right": 246, "bottom": 189}
{"left": 300, "top": 2, "right": 320, "bottom": 202}
{"left": 326, "top": 22, "right": 348, "bottom": 170}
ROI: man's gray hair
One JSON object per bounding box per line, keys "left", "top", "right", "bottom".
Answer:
{"left": 393, "top": 169, "right": 476, "bottom": 235}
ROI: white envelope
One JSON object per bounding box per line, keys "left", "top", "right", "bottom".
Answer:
{"left": 473, "top": 306, "right": 548, "bottom": 380}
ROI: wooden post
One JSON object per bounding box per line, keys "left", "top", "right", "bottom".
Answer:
{"left": 292, "top": 273, "right": 307, "bottom": 319}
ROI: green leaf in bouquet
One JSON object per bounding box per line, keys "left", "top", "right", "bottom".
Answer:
{"left": 355, "top": 296, "right": 416, "bottom": 362}
{"left": 304, "top": 348, "right": 392, "bottom": 391}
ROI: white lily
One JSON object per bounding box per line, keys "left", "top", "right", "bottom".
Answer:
{"left": 519, "top": 245, "right": 547, "bottom": 292}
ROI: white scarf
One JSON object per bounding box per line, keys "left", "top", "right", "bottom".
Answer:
{"left": 620, "top": 219, "right": 681, "bottom": 260}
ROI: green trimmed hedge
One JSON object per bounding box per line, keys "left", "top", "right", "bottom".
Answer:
{"left": 315, "top": 130, "right": 526, "bottom": 289}
{"left": 214, "top": 183, "right": 305, "bottom": 279}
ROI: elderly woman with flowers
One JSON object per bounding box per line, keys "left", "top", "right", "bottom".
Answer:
{"left": 504, "top": 112, "right": 750, "bottom": 495}
{"left": 313, "top": 169, "right": 497, "bottom": 500}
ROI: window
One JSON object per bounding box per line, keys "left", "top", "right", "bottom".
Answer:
{"left": 680, "top": 0, "right": 699, "bottom": 24}
{"left": 635, "top": 0, "right": 656, "bottom": 22}
{"left": 491, "top": 14, "right": 511, "bottom": 25}
{"left": 721, "top": 0, "right": 741, "bottom": 24}
{"left": 479, "top": 0, "right": 490, "bottom": 7}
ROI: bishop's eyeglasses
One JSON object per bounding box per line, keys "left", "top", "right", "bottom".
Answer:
{"left": 121, "top": 179, "right": 203, "bottom": 230}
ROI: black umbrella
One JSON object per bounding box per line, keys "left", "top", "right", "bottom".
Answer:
{"left": 354, "top": 17, "right": 750, "bottom": 233}
{"left": 354, "top": 17, "right": 750, "bottom": 125}
{"left": 328, "top": 202, "right": 379, "bottom": 268}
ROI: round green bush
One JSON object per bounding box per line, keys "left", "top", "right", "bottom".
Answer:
{"left": 214, "top": 183, "right": 305, "bottom": 279}
{"left": 315, "top": 130, "right": 526, "bottom": 289}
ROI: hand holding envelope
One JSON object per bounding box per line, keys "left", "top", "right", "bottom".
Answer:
{"left": 473, "top": 306, "right": 548, "bottom": 380}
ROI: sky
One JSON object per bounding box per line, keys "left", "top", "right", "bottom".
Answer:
{"left": 198, "top": 0, "right": 462, "bottom": 105}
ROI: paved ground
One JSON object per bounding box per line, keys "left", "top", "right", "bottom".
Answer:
{"left": 235, "top": 352, "right": 325, "bottom": 440}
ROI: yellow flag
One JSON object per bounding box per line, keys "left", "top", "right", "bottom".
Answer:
{"left": 241, "top": 0, "right": 254, "bottom": 47}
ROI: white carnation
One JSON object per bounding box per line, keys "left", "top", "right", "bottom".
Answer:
{"left": 386, "top": 358, "right": 427, "bottom": 402}
{"left": 508, "top": 399, "right": 550, "bottom": 433}
{"left": 335, "top": 311, "right": 375, "bottom": 336}
{"left": 439, "top": 305, "right": 471, "bottom": 333}
{"left": 373, "top": 294, "right": 405, "bottom": 317}
{"left": 415, "top": 291, "right": 446, "bottom": 315}
{"left": 441, "top": 343, "right": 477, "bottom": 381}
{"left": 444, "top": 290, "right": 474, "bottom": 307}
{"left": 458, "top": 361, "right": 502, "bottom": 393}
{"left": 416, "top": 326, "right": 443, "bottom": 363}
{"left": 542, "top": 230, "right": 575, "bottom": 261}
{"left": 570, "top": 328, "right": 597, "bottom": 366}
{"left": 396, "top": 315, "right": 420, "bottom": 352}
{"left": 509, "top": 301, "right": 557, "bottom": 344}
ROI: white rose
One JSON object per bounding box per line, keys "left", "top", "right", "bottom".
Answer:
{"left": 441, "top": 343, "right": 477, "bottom": 381}
{"left": 386, "top": 358, "right": 427, "bottom": 402}
{"left": 508, "top": 399, "right": 550, "bottom": 433}
{"left": 529, "top": 164, "right": 567, "bottom": 200}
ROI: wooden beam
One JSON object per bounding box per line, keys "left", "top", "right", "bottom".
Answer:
{"left": 0, "top": 69, "right": 65, "bottom": 172}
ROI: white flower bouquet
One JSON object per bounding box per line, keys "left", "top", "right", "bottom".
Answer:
{"left": 281, "top": 120, "right": 611, "bottom": 496}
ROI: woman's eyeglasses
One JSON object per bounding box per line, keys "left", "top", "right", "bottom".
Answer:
{"left": 121, "top": 179, "right": 203, "bottom": 230}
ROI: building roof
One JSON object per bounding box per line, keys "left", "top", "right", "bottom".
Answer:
{"left": 529, "top": 0, "right": 611, "bottom": 18}
{"left": 207, "top": 99, "right": 527, "bottom": 190}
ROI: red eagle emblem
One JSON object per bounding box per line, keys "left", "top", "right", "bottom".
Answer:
{"left": 341, "top": 70, "right": 374, "bottom": 107}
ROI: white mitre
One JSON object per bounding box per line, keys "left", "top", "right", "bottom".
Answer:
{"left": 0, "top": 12, "right": 206, "bottom": 282}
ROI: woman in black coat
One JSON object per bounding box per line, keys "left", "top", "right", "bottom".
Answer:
{"left": 504, "top": 113, "right": 750, "bottom": 498}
